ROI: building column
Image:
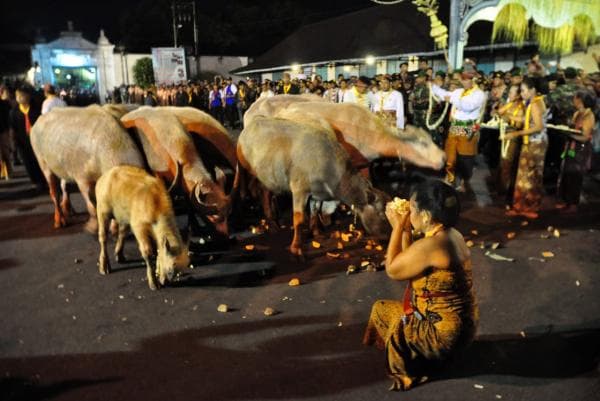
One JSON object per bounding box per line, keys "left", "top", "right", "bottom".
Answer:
{"left": 448, "top": 0, "right": 463, "bottom": 70}
{"left": 327, "top": 64, "right": 336, "bottom": 81}
{"left": 95, "top": 30, "right": 115, "bottom": 104}
{"left": 376, "top": 59, "right": 387, "bottom": 75}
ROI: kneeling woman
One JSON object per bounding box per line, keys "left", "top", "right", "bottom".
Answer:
{"left": 363, "top": 178, "right": 478, "bottom": 391}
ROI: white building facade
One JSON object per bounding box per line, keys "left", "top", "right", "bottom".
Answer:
{"left": 30, "top": 24, "right": 249, "bottom": 103}
{"left": 31, "top": 25, "right": 116, "bottom": 103}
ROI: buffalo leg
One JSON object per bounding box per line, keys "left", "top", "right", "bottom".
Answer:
{"left": 44, "top": 172, "right": 66, "bottom": 229}
{"left": 97, "top": 207, "right": 111, "bottom": 275}
{"left": 290, "top": 189, "right": 309, "bottom": 257}
{"left": 59, "top": 179, "right": 74, "bottom": 218}
{"left": 261, "top": 187, "right": 280, "bottom": 229}
{"left": 114, "top": 222, "right": 128, "bottom": 263}
{"left": 309, "top": 199, "right": 323, "bottom": 238}
{"left": 131, "top": 223, "right": 159, "bottom": 290}
{"left": 75, "top": 178, "right": 97, "bottom": 233}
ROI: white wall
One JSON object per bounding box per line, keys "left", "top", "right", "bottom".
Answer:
{"left": 560, "top": 44, "right": 600, "bottom": 72}
{"left": 189, "top": 55, "right": 249, "bottom": 80}
{"left": 113, "top": 53, "right": 151, "bottom": 87}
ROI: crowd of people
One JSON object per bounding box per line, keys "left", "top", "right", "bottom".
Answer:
{"left": 3, "top": 54, "right": 600, "bottom": 218}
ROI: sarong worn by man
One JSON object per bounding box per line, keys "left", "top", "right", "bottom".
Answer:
{"left": 363, "top": 228, "right": 478, "bottom": 390}
{"left": 372, "top": 79, "right": 405, "bottom": 130}
{"left": 431, "top": 73, "right": 485, "bottom": 187}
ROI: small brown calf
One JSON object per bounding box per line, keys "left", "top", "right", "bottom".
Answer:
{"left": 95, "top": 165, "right": 189, "bottom": 290}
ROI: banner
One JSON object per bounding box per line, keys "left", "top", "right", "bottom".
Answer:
{"left": 151, "top": 47, "right": 187, "bottom": 85}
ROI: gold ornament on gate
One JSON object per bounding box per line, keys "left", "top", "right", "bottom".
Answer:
{"left": 413, "top": 0, "right": 448, "bottom": 49}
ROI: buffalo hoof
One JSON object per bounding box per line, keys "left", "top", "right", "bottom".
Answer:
{"left": 289, "top": 246, "right": 305, "bottom": 263}
{"left": 53, "top": 217, "right": 67, "bottom": 229}
{"left": 98, "top": 258, "right": 111, "bottom": 275}
{"left": 85, "top": 219, "right": 98, "bottom": 234}
{"left": 147, "top": 278, "right": 160, "bottom": 291}
{"left": 146, "top": 271, "right": 161, "bottom": 291}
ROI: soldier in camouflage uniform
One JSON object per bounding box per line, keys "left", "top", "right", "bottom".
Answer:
{"left": 545, "top": 67, "right": 582, "bottom": 186}
{"left": 410, "top": 71, "right": 429, "bottom": 129}
{"left": 547, "top": 67, "right": 580, "bottom": 125}
{"left": 410, "top": 70, "right": 444, "bottom": 146}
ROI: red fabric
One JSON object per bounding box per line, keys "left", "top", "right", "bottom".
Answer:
{"left": 403, "top": 281, "right": 414, "bottom": 315}
{"left": 24, "top": 112, "right": 31, "bottom": 135}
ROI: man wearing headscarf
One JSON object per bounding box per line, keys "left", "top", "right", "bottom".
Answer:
{"left": 431, "top": 70, "right": 486, "bottom": 191}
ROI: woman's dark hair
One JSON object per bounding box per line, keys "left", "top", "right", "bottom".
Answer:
{"left": 522, "top": 76, "right": 548, "bottom": 95}
{"left": 409, "top": 177, "right": 460, "bottom": 227}
{"left": 575, "top": 89, "right": 596, "bottom": 109}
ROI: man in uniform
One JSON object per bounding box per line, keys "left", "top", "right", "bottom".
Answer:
{"left": 410, "top": 70, "right": 430, "bottom": 130}
{"left": 545, "top": 67, "right": 582, "bottom": 184}
{"left": 431, "top": 70, "right": 486, "bottom": 191}
{"left": 372, "top": 76, "right": 404, "bottom": 129}
{"left": 547, "top": 67, "right": 580, "bottom": 125}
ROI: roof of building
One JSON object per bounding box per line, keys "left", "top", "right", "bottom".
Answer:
{"left": 232, "top": 3, "right": 438, "bottom": 74}
{"left": 231, "top": 4, "right": 528, "bottom": 75}
{"left": 33, "top": 30, "right": 98, "bottom": 51}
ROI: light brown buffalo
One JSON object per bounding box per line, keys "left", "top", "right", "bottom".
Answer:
{"left": 30, "top": 105, "right": 146, "bottom": 231}
{"left": 237, "top": 116, "right": 390, "bottom": 257}
{"left": 279, "top": 102, "right": 446, "bottom": 169}
{"left": 243, "top": 94, "right": 325, "bottom": 127}
{"left": 248, "top": 96, "right": 446, "bottom": 170}
{"left": 121, "top": 107, "right": 231, "bottom": 235}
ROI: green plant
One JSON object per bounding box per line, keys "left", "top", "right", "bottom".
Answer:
{"left": 132, "top": 57, "right": 155, "bottom": 88}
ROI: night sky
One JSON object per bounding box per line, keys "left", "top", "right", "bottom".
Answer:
{"left": 0, "top": 0, "right": 376, "bottom": 55}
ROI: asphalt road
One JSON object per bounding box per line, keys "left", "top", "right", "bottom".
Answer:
{"left": 1, "top": 160, "right": 599, "bottom": 401}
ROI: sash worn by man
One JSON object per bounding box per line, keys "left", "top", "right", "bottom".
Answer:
{"left": 431, "top": 71, "right": 485, "bottom": 190}
{"left": 372, "top": 76, "right": 405, "bottom": 129}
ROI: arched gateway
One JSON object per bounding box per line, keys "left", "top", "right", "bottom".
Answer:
{"left": 30, "top": 22, "right": 115, "bottom": 103}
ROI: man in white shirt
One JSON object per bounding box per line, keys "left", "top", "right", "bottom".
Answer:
{"left": 337, "top": 79, "right": 350, "bottom": 103}
{"left": 258, "top": 81, "right": 274, "bottom": 99}
{"left": 322, "top": 81, "right": 338, "bottom": 103}
{"left": 41, "top": 84, "right": 66, "bottom": 115}
{"left": 341, "top": 76, "right": 372, "bottom": 109}
{"left": 430, "top": 70, "right": 486, "bottom": 190}
{"left": 371, "top": 76, "right": 405, "bottom": 129}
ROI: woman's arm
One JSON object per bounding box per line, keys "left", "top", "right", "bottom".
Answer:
{"left": 386, "top": 236, "right": 450, "bottom": 281}
{"left": 570, "top": 113, "right": 595, "bottom": 142}
{"left": 384, "top": 204, "right": 411, "bottom": 267}
{"left": 505, "top": 102, "right": 544, "bottom": 139}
